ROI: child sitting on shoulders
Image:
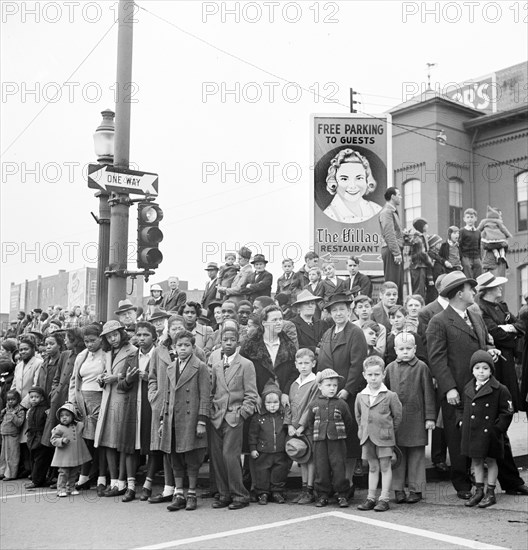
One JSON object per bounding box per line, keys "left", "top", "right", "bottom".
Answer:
{"left": 355, "top": 356, "right": 402, "bottom": 512}
{"left": 284, "top": 348, "right": 319, "bottom": 505}
{"left": 298, "top": 368, "right": 353, "bottom": 508}
{"left": 249, "top": 384, "right": 290, "bottom": 505}
{"left": 50, "top": 402, "right": 92, "bottom": 497}
{"left": 477, "top": 206, "right": 512, "bottom": 267}
{"left": 0, "top": 390, "right": 25, "bottom": 481}
{"left": 458, "top": 351, "right": 513, "bottom": 508}
{"left": 384, "top": 333, "right": 435, "bottom": 504}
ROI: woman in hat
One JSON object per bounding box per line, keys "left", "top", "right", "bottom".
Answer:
{"left": 476, "top": 273, "right": 523, "bottom": 411}
{"left": 290, "top": 290, "right": 330, "bottom": 355}
{"left": 317, "top": 293, "right": 368, "bottom": 493}
{"left": 69, "top": 324, "right": 107, "bottom": 494}
{"left": 94, "top": 321, "right": 137, "bottom": 497}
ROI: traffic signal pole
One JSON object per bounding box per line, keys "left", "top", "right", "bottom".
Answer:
{"left": 106, "top": 0, "right": 134, "bottom": 320}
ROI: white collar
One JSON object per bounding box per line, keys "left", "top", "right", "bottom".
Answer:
{"left": 294, "top": 372, "right": 316, "bottom": 387}
{"left": 361, "top": 383, "right": 388, "bottom": 396}
{"left": 437, "top": 296, "right": 449, "bottom": 309}
{"left": 451, "top": 305, "right": 468, "bottom": 319}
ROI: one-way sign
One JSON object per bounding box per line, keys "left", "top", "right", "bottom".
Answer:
{"left": 88, "top": 164, "right": 158, "bottom": 196}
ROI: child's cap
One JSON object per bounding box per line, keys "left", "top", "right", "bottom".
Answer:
{"left": 448, "top": 226, "right": 459, "bottom": 238}
{"left": 285, "top": 435, "right": 312, "bottom": 464}
{"left": 56, "top": 402, "right": 81, "bottom": 422}
{"left": 262, "top": 383, "right": 282, "bottom": 400}
{"left": 28, "top": 386, "right": 45, "bottom": 398}
{"left": 238, "top": 246, "right": 252, "bottom": 260}
{"left": 412, "top": 217, "right": 428, "bottom": 233}
{"left": 316, "top": 368, "right": 343, "bottom": 383}
{"left": 427, "top": 234, "right": 443, "bottom": 249}
{"left": 470, "top": 350, "right": 495, "bottom": 374}
{"left": 486, "top": 205, "right": 501, "bottom": 219}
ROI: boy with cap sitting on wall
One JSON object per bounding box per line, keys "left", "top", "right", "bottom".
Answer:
{"left": 298, "top": 368, "right": 354, "bottom": 508}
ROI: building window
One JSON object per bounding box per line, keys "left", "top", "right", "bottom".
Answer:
{"left": 520, "top": 265, "right": 528, "bottom": 307}
{"left": 90, "top": 281, "right": 97, "bottom": 294}
{"left": 403, "top": 179, "right": 421, "bottom": 228}
{"left": 449, "top": 178, "right": 463, "bottom": 227}
{"left": 516, "top": 171, "right": 528, "bottom": 232}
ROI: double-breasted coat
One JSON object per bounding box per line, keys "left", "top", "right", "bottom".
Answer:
{"left": 275, "top": 274, "right": 301, "bottom": 304}
{"left": 50, "top": 422, "right": 92, "bottom": 467}
{"left": 459, "top": 377, "right": 513, "bottom": 459}
{"left": 317, "top": 321, "right": 368, "bottom": 456}
{"left": 478, "top": 298, "right": 523, "bottom": 411}
{"left": 158, "top": 354, "right": 211, "bottom": 454}
{"left": 243, "top": 270, "right": 273, "bottom": 301}
{"left": 94, "top": 343, "right": 137, "bottom": 449}
{"left": 147, "top": 344, "right": 172, "bottom": 451}
{"left": 384, "top": 357, "right": 436, "bottom": 446}
{"left": 291, "top": 315, "right": 329, "bottom": 354}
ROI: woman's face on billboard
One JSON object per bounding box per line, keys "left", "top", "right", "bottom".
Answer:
{"left": 335, "top": 161, "right": 367, "bottom": 202}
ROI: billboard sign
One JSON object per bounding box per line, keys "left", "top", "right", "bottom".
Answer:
{"left": 311, "top": 114, "right": 391, "bottom": 275}
{"left": 67, "top": 268, "right": 87, "bottom": 311}
{"left": 444, "top": 74, "right": 497, "bottom": 113}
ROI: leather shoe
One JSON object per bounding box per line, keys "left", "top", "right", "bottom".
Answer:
{"left": 228, "top": 501, "right": 249, "bottom": 510}
{"left": 212, "top": 499, "right": 231, "bottom": 509}
{"left": 185, "top": 494, "right": 197, "bottom": 511}
{"left": 456, "top": 490, "right": 472, "bottom": 500}
{"left": 337, "top": 497, "right": 349, "bottom": 508}
{"left": 139, "top": 487, "right": 152, "bottom": 501}
{"left": 434, "top": 462, "right": 449, "bottom": 473}
{"left": 24, "top": 483, "right": 37, "bottom": 490}
{"left": 374, "top": 500, "right": 390, "bottom": 512}
{"left": 167, "top": 494, "right": 186, "bottom": 511}
{"left": 357, "top": 498, "right": 376, "bottom": 511}
{"left": 395, "top": 491, "right": 407, "bottom": 504}
{"left": 478, "top": 493, "right": 497, "bottom": 508}
{"left": 258, "top": 493, "right": 268, "bottom": 505}
{"left": 149, "top": 493, "right": 173, "bottom": 504}
{"left": 271, "top": 493, "right": 285, "bottom": 504}
{"left": 104, "top": 486, "right": 126, "bottom": 497}
{"left": 406, "top": 492, "right": 422, "bottom": 504}
{"left": 75, "top": 480, "right": 91, "bottom": 491}
{"left": 315, "top": 497, "right": 328, "bottom": 508}
{"left": 505, "top": 484, "right": 528, "bottom": 496}
{"left": 122, "top": 489, "right": 136, "bottom": 502}
{"left": 96, "top": 484, "right": 107, "bottom": 497}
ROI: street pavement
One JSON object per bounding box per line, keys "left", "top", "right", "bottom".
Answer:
{"left": 2, "top": 414, "right": 527, "bottom": 550}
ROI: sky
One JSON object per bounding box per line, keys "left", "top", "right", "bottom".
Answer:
{"left": 1, "top": 0, "right": 527, "bottom": 310}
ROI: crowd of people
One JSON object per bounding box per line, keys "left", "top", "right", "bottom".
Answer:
{"left": 1, "top": 205, "right": 527, "bottom": 513}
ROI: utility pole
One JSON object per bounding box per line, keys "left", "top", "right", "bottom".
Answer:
{"left": 350, "top": 89, "right": 358, "bottom": 113}
{"left": 106, "top": 0, "right": 134, "bottom": 320}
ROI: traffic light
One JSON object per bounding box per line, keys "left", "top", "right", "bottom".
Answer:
{"left": 137, "top": 202, "right": 163, "bottom": 269}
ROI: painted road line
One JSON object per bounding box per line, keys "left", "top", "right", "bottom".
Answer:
{"left": 136, "top": 510, "right": 509, "bottom": 550}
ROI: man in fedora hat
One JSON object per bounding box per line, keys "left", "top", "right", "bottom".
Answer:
{"left": 223, "top": 247, "right": 253, "bottom": 305}
{"left": 202, "top": 263, "right": 219, "bottom": 311}
{"left": 148, "top": 308, "right": 171, "bottom": 338}
{"left": 243, "top": 254, "right": 273, "bottom": 302}
{"left": 115, "top": 299, "right": 138, "bottom": 328}
{"left": 161, "top": 277, "right": 187, "bottom": 313}
{"left": 426, "top": 271, "right": 501, "bottom": 498}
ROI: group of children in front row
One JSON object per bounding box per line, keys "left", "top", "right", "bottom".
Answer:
{"left": 1, "top": 326, "right": 513, "bottom": 512}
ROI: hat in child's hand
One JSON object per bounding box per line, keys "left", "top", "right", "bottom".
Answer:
{"left": 285, "top": 435, "right": 312, "bottom": 464}
{"left": 391, "top": 446, "right": 403, "bottom": 470}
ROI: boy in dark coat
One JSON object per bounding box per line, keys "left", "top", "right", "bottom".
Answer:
{"left": 299, "top": 368, "right": 354, "bottom": 508}
{"left": 249, "top": 385, "right": 290, "bottom": 504}
{"left": 385, "top": 332, "right": 435, "bottom": 504}
{"left": 458, "top": 350, "right": 513, "bottom": 508}
{"left": 25, "top": 386, "right": 52, "bottom": 489}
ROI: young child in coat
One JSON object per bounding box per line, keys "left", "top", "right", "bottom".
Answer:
{"left": 0, "top": 390, "right": 25, "bottom": 480}
{"left": 50, "top": 402, "right": 92, "bottom": 497}
{"left": 384, "top": 333, "right": 435, "bottom": 504}
{"left": 458, "top": 350, "right": 514, "bottom": 508}
{"left": 275, "top": 259, "right": 300, "bottom": 306}
{"left": 25, "top": 386, "right": 53, "bottom": 489}
{"left": 249, "top": 384, "right": 290, "bottom": 504}
{"left": 459, "top": 208, "right": 482, "bottom": 278}
{"left": 298, "top": 368, "right": 353, "bottom": 508}
{"left": 355, "top": 356, "right": 402, "bottom": 512}
{"left": 284, "top": 348, "right": 319, "bottom": 504}
{"left": 161, "top": 330, "right": 211, "bottom": 512}
{"left": 477, "top": 205, "right": 512, "bottom": 267}
{"left": 217, "top": 253, "right": 239, "bottom": 299}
